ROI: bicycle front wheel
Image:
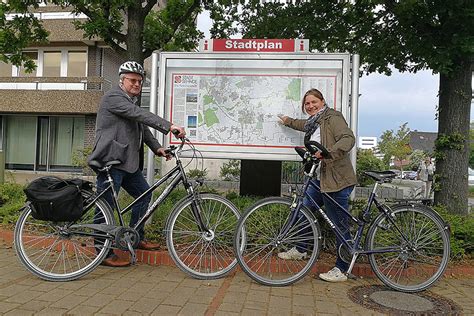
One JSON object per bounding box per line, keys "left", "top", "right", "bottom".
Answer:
{"left": 366, "top": 204, "right": 450, "bottom": 292}
{"left": 235, "top": 197, "right": 320, "bottom": 286}
{"left": 14, "top": 191, "right": 115, "bottom": 281}
{"left": 166, "top": 193, "right": 240, "bottom": 279}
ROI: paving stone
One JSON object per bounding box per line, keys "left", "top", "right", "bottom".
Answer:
{"left": 151, "top": 304, "right": 181, "bottom": 315}
{"left": 5, "top": 289, "right": 44, "bottom": 303}
{"left": 0, "top": 301, "right": 20, "bottom": 313}
{"left": 35, "top": 288, "right": 73, "bottom": 302}
{"left": 67, "top": 304, "right": 102, "bottom": 315}
{"left": 179, "top": 302, "right": 208, "bottom": 315}
{"left": 34, "top": 307, "right": 69, "bottom": 315}
{"left": 4, "top": 309, "right": 34, "bottom": 316}
{"left": 218, "top": 302, "right": 243, "bottom": 313}
{"left": 99, "top": 299, "right": 134, "bottom": 314}
{"left": 0, "top": 245, "right": 471, "bottom": 316}
{"left": 17, "top": 300, "right": 50, "bottom": 312}
{"left": 50, "top": 293, "right": 89, "bottom": 309}
{"left": 292, "top": 294, "right": 315, "bottom": 307}
{"left": 129, "top": 297, "right": 161, "bottom": 314}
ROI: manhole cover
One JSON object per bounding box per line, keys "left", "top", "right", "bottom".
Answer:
{"left": 348, "top": 285, "right": 462, "bottom": 315}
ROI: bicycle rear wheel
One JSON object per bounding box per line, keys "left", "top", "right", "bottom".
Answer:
{"left": 14, "top": 191, "right": 114, "bottom": 281}
{"left": 166, "top": 193, "right": 240, "bottom": 279}
{"left": 366, "top": 204, "right": 450, "bottom": 292}
{"left": 235, "top": 197, "right": 320, "bottom": 286}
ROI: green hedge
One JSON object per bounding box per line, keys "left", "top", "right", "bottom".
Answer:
{"left": 1, "top": 182, "right": 472, "bottom": 260}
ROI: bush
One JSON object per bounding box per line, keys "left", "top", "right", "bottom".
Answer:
{"left": 434, "top": 205, "right": 474, "bottom": 260}
{"left": 187, "top": 168, "right": 208, "bottom": 179}
{"left": 356, "top": 149, "right": 386, "bottom": 186}
{"left": 0, "top": 183, "right": 26, "bottom": 224}
{"left": 220, "top": 160, "right": 240, "bottom": 181}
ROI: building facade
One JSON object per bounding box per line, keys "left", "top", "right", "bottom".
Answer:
{"left": 0, "top": 5, "right": 136, "bottom": 175}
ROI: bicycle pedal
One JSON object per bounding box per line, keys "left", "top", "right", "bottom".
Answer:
{"left": 346, "top": 273, "right": 358, "bottom": 280}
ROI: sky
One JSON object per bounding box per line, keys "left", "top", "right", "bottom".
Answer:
{"left": 197, "top": 13, "right": 473, "bottom": 140}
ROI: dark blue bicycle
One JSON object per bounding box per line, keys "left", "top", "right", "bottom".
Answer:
{"left": 234, "top": 141, "right": 450, "bottom": 292}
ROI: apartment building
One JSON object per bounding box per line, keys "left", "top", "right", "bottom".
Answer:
{"left": 0, "top": 4, "right": 136, "bottom": 174}
{"left": 358, "top": 136, "right": 378, "bottom": 150}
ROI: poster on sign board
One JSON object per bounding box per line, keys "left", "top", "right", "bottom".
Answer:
{"left": 157, "top": 51, "right": 351, "bottom": 161}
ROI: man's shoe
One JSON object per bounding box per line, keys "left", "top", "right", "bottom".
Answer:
{"left": 101, "top": 255, "right": 130, "bottom": 267}
{"left": 137, "top": 240, "right": 160, "bottom": 251}
{"left": 319, "top": 267, "right": 348, "bottom": 282}
{"left": 277, "top": 247, "right": 307, "bottom": 260}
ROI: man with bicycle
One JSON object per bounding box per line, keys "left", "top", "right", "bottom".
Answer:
{"left": 88, "top": 61, "right": 185, "bottom": 267}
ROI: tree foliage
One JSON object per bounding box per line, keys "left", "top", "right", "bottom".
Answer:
{"left": 212, "top": 0, "right": 473, "bottom": 214}
{"left": 377, "top": 123, "right": 412, "bottom": 170}
{"left": 1, "top": 0, "right": 206, "bottom": 67}
{"left": 0, "top": 1, "right": 49, "bottom": 71}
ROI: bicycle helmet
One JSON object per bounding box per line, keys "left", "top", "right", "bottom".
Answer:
{"left": 118, "top": 61, "right": 145, "bottom": 78}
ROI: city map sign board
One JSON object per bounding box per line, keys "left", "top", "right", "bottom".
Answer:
{"left": 158, "top": 50, "right": 351, "bottom": 161}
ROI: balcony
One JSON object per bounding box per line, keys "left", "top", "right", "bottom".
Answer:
{"left": 0, "top": 77, "right": 107, "bottom": 114}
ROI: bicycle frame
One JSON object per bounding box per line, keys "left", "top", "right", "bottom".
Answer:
{"left": 285, "top": 168, "right": 408, "bottom": 274}
{"left": 83, "top": 146, "right": 209, "bottom": 236}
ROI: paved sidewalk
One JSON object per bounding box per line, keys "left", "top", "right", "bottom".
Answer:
{"left": 0, "top": 242, "right": 472, "bottom": 315}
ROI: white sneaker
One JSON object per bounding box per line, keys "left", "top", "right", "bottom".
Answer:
{"left": 319, "top": 267, "right": 348, "bottom": 282}
{"left": 277, "top": 247, "right": 307, "bottom": 260}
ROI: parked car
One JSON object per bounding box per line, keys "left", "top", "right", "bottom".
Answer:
{"left": 469, "top": 168, "right": 474, "bottom": 187}
{"left": 389, "top": 169, "right": 402, "bottom": 179}
{"left": 402, "top": 171, "right": 418, "bottom": 180}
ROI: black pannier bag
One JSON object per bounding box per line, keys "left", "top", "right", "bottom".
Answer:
{"left": 24, "top": 177, "right": 92, "bottom": 222}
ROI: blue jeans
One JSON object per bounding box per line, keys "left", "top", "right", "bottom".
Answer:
{"left": 96, "top": 168, "right": 152, "bottom": 240}
{"left": 302, "top": 179, "right": 353, "bottom": 272}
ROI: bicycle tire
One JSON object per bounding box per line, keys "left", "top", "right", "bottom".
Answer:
{"left": 366, "top": 204, "right": 450, "bottom": 292}
{"left": 14, "top": 190, "right": 115, "bottom": 281}
{"left": 235, "top": 197, "right": 320, "bottom": 286}
{"left": 166, "top": 193, "right": 241, "bottom": 279}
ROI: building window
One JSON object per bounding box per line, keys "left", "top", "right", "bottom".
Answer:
{"left": 49, "top": 116, "right": 85, "bottom": 171}
{"left": 0, "top": 61, "right": 12, "bottom": 77}
{"left": 43, "top": 51, "right": 62, "bottom": 76}
{"left": 18, "top": 51, "right": 38, "bottom": 77}
{"left": 4, "top": 115, "right": 85, "bottom": 171}
{"left": 67, "top": 51, "right": 87, "bottom": 77}
{"left": 5, "top": 116, "right": 36, "bottom": 170}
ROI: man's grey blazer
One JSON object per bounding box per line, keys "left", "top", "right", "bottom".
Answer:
{"left": 88, "top": 85, "right": 172, "bottom": 173}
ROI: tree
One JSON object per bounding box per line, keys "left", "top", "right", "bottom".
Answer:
{"left": 0, "top": 1, "right": 49, "bottom": 71}
{"left": 378, "top": 123, "right": 412, "bottom": 170}
{"left": 1, "top": 0, "right": 207, "bottom": 68}
{"left": 408, "top": 150, "right": 427, "bottom": 172}
{"left": 213, "top": 1, "right": 473, "bottom": 214}
{"left": 470, "top": 122, "right": 474, "bottom": 169}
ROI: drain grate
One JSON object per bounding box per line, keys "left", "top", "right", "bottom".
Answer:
{"left": 347, "top": 285, "right": 462, "bottom": 315}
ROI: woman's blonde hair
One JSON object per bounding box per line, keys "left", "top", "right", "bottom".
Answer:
{"left": 301, "top": 88, "right": 325, "bottom": 113}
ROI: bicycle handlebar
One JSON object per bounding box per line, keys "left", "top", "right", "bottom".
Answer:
{"left": 304, "top": 140, "right": 329, "bottom": 158}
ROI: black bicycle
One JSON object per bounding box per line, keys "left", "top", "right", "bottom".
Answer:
{"left": 14, "top": 137, "right": 241, "bottom": 281}
{"left": 234, "top": 141, "right": 450, "bottom": 292}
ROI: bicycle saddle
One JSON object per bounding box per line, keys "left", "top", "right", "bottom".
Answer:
{"left": 88, "top": 159, "right": 121, "bottom": 170}
{"left": 364, "top": 170, "right": 397, "bottom": 182}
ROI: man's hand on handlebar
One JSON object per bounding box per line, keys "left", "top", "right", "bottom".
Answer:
{"left": 156, "top": 148, "right": 172, "bottom": 161}
{"left": 170, "top": 125, "right": 186, "bottom": 138}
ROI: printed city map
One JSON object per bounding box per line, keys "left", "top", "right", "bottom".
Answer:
{"left": 170, "top": 74, "right": 337, "bottom": 148}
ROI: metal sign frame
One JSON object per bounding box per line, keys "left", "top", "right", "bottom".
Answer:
{"left": 151, "top": 52, "right": 352, "bottom": 162}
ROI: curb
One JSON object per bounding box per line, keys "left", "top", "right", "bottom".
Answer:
{"left": 2, "top": 229, "right": 472, "bottom": 277}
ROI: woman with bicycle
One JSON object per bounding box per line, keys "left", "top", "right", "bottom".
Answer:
{"left": 278, "top": 88, "right": 357, "bottom": 282}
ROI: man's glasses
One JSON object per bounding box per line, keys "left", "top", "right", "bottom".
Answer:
{"left": 123, "top": 77, "right": 143, "bottom": 85}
